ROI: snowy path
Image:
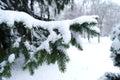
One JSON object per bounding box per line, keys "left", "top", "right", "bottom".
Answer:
{"left": 7, "top": 37, "right": 119, "bottom": 80}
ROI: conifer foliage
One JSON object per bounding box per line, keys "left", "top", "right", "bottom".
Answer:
{"left": 0, "top": 0, "right": 73, "bottom": 20}
{"left": 0, "top": 9, "right": 99, "bottom": 77}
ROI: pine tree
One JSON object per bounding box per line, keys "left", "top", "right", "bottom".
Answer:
{"left": 0, "top": 10, "right": 99, "bottom": 77}
{"left": 0, "top": 0, "right": 73, "bottom": 20}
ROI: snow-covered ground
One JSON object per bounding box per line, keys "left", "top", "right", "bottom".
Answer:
{"left": 6, "top": 37, "right": 119, "bottom": 80}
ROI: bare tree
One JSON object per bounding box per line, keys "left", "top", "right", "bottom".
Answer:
{"left": 57, "top": 0, "right": 120, "bottom": 36}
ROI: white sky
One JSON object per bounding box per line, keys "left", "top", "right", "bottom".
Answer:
{"left": 75, "top": 0, "right": 120, "bottom": 5}
{"left": 111, "top": 0, "right": 120, "bottom": 5}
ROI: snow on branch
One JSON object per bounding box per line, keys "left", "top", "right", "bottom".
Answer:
{"left": 0, "top": 10, "right": 99, "bottom": 76}
{"left": 0, "top": 9, "right": 99, "bottom": 56}
{"left": 0, "top": 9, "right": 99, "bottom": 59}
{"left": 0, "top": 9, "right": 99, "bottom": 44}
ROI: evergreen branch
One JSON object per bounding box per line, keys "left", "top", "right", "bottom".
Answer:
{"left": 0, "top": 10, "right": 98, "bottom": 77}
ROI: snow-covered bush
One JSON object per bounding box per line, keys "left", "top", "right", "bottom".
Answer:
{"left": 99, "top": 72, "right": 120, "bottom": 80}
{"left": 0, "top": 9, "right": 99, "bottom": 77}
{"left": 99, "top": 24, "right": 120, "bottom": 80}
{"left": 111, "top": 24, "right": 120, "bottom": 67}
